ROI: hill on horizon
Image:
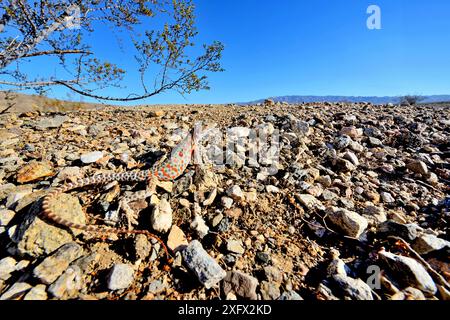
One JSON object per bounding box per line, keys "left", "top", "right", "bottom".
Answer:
{"left": 243, "top": 95, "right": 450, "bottom": 105}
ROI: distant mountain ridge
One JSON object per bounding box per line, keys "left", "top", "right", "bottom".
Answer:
{"left": 243, "top": 95, "right": 450, "bottom": 105}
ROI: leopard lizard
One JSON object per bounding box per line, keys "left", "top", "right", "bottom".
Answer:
{"left": 41, "top": 128, "right": 198, "bottom": 263}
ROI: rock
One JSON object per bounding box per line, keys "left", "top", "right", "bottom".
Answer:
{"left": 190, "top": 214, "right": 209, "bottom": 239}
{"left": 343, "top": 151, "right": 359, "bottom": 166}
{"left": 278, "top": 290, "right": 303, "bottom": 300}
{"left": 264, "top": 266, "right": 283, "bottom": 283}
{"left": 0, "top": 282, "right": 32, "bottom": 300}
{"left": 0, "top": 257, "right": 17, "bottom": 281}
{"left": 334, "top": 135, "right": 352, "bottom": 150}
{"left": 379, "top": 250, "right": 437, "bottom": 294}
{"left": 5, "top": 186, "right": 33, "bottom": 209}
{"left": 167, "top": 225, "right": 188, "bottom": 252}
{"left": 222, "top": 271, "right": 259, "bottom": 300}
{"left": 147, "top": 279, "right": 166, "bottom": 294}
{"left": 339, "top": 126, "right": 362, "bottom": 139}
{"left": 380, "top": 192, "right": 395, "bottom": 204}
{"left": 35, "top": 115, "right": 68, "bottom": 130}
{"left": 255, "top": 251, "right": 271, "bottom": 265}
{"left": 326, "top": 206, "right": 368, "bottom": 238}
{"left": 363, "top": 205, "right": 387, "bottom": 225}
{"left": 296, "top": 194, "right": 324, "bottom": 210}
{"left": 107, "top": 264, "right": 135, "bottom": 291}
{"left": 203, "top": 188, "right": 217, "bottom": 206}
{"left": 48, "top": 265, "right": 83, "bottom": 299}
{"left": 407, "top": 160, "right": 428, "bottom": 176}
{"left": 226, "top": 239, "right": 245, "bottom": 255}
{"left": 33, "top": 242, "right": 84, "bottom": 285}
{"left": 335, "top": 158, "right": 356, "bottom": 172}
{"left": 54, "top": 167, "right": 82, "bottom": 183}
{"left": 221, "top": 196, "right": 234, "bottom": 209}
{"left": 412, "top": 234, "right": 450, "bottom": 255}
{"left": 181, "top": 240, "right": 226, "bottom": 289}
{"left": 377, "top": 220, "right": 421, "bottom": 241}
{"left": 23, "top": 284, "right": 48, "bottom": 300}
{"left": 80, "top": 151, "right": 104, "bottom": 164}
{"left": 150, "top": 198, "right": 172, "bottom": 233}
{"left": 17, "top": 161, "right": 54, "bottom": 183}
{"left": 332, "top": 274, "right": 373, "bottom": 300}
{"left": 0, "top": 209, "right": 15, "bottom": 227}
{"left": 260, "top": 281, "right": 281, "bottom": 300}
{"left": 226, "top": 185, "right": 244, "bottom": 201}
{"left": 11, "top": 194, "right": 86, "bottom": 257}
{"left": 266, "top": 185, "right": 280, "bottom": 193}
{"left": 403, "top": 287, "right": 426, "bottom": 300}
{"left": 134, "top": 234, "right": 152, "bottom": 260}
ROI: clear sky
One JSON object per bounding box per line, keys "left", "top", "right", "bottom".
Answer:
{"left": 7, "top": 0, "right": 450, "bottom": 105}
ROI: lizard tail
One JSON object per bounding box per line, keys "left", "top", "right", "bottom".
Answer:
{"left": 41, "top": 171, "right": 172, "bottom": 262}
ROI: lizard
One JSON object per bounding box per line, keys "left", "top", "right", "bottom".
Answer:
{"left": 41, "top": 128, "right": 198, "bottom": 264}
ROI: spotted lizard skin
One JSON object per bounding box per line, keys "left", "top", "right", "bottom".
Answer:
{"left": 41, "top": 129, "right": 196, "bottom": 260}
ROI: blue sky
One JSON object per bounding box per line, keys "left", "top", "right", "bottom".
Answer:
{"left": 5, "top": 0, "right": 450, "bottom": 104}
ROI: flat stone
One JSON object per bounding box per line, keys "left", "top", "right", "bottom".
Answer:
{"left": 182, "top": 240, "right": 226, "bottom": 289}
{"left": 34, "top": 115, "right": 69, "bottom": 130}
{"left": 378, "top": 220, "right": 421, "bottom": 241}
{"left": 0, "top": 257, "right": 17, "bottom": 281}
{"left": 23, "top": 284, "right": 48, "bottom": 300}
{"left": 412, "top": 234, "right": 450, "bottom": 255}
{"left": 17, "top": 161, "right": 54, "bottom": 183}
{"left": 296, "top": 194, "right": 324, "bottom": 210}
{"left": 11, "top": 194, "right": 86, "bottom": 257}
{"left": 379, "top": 250, "right": 437, "bottom": 294}
{"left": 407, "top": 160, "right": 428, "bottom": 175}
{"left": 326, "top": 207, "right": 368, "bottom": 238}
{"left": 80, "top": 151, "right": 104, "bottom": 164}
{"left": 332, "top": 274, "right": 373, "bottom": 300}
{"left": 33, "top": 242, "right": 84, "bottom": 285}
{"left": 0, "top": 282, "right": 32, "bottom": 300}
{"left": 226, "top": 239, "right": 245, "bottom": 255}
{"left": 222, "top": 271, "right": 258, "bottom": 300}
{"left": 107, "top": 264, "right": 135, "bottom": 291}
{"left": 278, "top": 290, "right": 303, "bottom": 300}
{"left": 48, "top": 265, "right": 83, "bottom": 299}
{"left": 167, "top": 225, "right": 188, "bottom": 252}
{"left": 0, "top": 209, "right": 15, "bottom": 226}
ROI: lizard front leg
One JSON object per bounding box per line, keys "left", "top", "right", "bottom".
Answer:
{"left": 117, "top": 174, "right": 158, "bottom": 230}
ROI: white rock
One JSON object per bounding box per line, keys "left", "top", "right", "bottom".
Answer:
{"left": 80, "top": 151, "right": 104, "bottom": 164}
{"left": 326, "top": 207, "right": 368, "bottom": 238}
{"left": 107, "top": 264, "right": 135, "bottom": 291}
{"left": 412, "top": 234, "right": 450, "bottom": 255}
{"left": 265, "top": 185, "right": 280, "bottom": 193}
{"left": 190, "top": 214, "right": 209, "bottom": 239}
{"left": 379, "top": 251, "right": 437, "bottom": 294}
{"left": 150, "top": 198, "right": 173, "bottom": 233}
{"left": 182, "top": 240, "right": 227, "bottom": 289}
{"left": 221, "top": 196, "right": 234, "bottom": 209}
{"left": 0, "top": 209, "right": 15, "bottom": 226}
{"left": 226, "top": 185, "right": 244, "bottom": 201}
{"left": 0, "top": 257, "right": 17, "bottom": 281}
